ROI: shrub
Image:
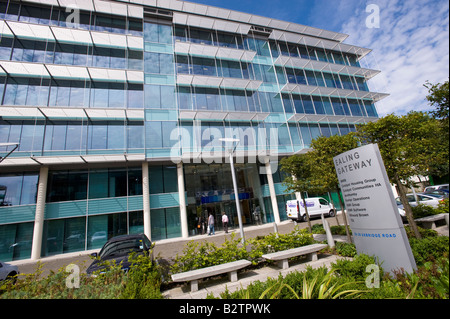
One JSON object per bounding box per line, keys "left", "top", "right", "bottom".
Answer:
{"left": 171, "top": 233, "right": 249, "bottom": 273}
{"left": 120, "top": 252, "right": 163, "bottom": 299}
{"left": 247, "top": 227, "right": 314, "bottom": 261}
{"left": 435, "top": 198, "right": 449, "bottom": 215}
{"left": 335, "top": 242, "right": 357, "bottom": 257}
{"left": 330, "top": 225, "right": 351, "bottom": 236}
{"left": 216, "top": 265, "right": 367, "bottom": 299}
{"left": 1, "top": 251, "right": 163, "bottom": 299}
{"left": 409, "top": 236, "right": 449, "bottom": 266}
{"left": 404, "top": 225, "right": 438, "bottom": 239}
{"left": 332, "top": 254, "right": 378, "bottom": 281}
{"left": 412, "top": 204, "right": 438, "bottom": 219}
{"left": 172, "top": 228, "right": 314, "bottom": 274}
{"left": 311, "top": 224, "right": 351, "bottom": 236}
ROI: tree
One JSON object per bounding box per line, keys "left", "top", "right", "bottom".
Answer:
{"left": 281, "top": 134, "right": 358, "bottom": 243}
{"left": 307, "top": 133, "right": 359, "bottom": 244}
{"left": 280, "top": 154, "right": 316, "bottom": 233}
{"left": 425, "top": 80, "right": 449, "bottom": 178}
{"left": 425, "top": 80, "right": 449, "bottom": 122}
{"left": 355, "top": 112, "right": 446, "bottom": 239}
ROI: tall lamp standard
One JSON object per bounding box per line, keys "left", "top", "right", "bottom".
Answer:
{"left": 219, "top": 138, "right": 245, "bottom": 243}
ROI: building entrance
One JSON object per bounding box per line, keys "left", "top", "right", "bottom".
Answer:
{"left": 184, "top": 163, "right": 264, "bottom": 237}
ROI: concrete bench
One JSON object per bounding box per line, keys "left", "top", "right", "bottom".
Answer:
{"left": 262, "top": 243, "right": 328, "bottom": 270}
{"left": 415, "top": 213, "right": 448, "bottom": 229}
{"left": 171, "top": 259, "right": 252, "bottom": 292}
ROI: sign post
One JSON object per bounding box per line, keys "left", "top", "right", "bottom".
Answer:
{"left": 334, "top": 143, "right": 416, "bottom": 274}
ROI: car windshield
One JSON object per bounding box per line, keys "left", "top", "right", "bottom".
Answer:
{"left": 99, "top": 238, "right": 143, "bottom": 259}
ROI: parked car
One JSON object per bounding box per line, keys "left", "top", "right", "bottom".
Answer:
{"left": 0, "top": 260, "right": 19, "bottom": 283}
{"left": 424, "top": 184, "right": 449, "bottom": 194}
{"left": 396, "top": 192, "right": 446, "bottom": 222}
{"left": 86, "top": 234, "right": 153, "bottom": 276}
{"left": 395, "top": 193, "right": 444, "bottom": 209}
{"left": 286, "top": 197, "right": 335, "bottom": 222}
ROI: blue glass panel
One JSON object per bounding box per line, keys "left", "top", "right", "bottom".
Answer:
{"left": 312, "top": 96, "right": 325, "bottom": 114}
{"left": 88, "top": 170, "right": 108, "bottom": 199}
{"left": 292, "top": 95, "right": 304, "bottom": 114}
{"left": 299, "top": 124, "right": 312, "bottom": 148}
{"left": 301, "top": 95, "right": 315, "bottom": 114}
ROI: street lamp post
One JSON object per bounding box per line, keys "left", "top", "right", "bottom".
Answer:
{"left": 219, "top": 138, "right": 245, "bottom": 243}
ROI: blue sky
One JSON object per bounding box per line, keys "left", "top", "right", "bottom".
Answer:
{"left": 188, "top": 0, "right": 449, "bottom": 116}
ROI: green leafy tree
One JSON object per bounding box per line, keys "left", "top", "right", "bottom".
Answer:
{"left": 307, "top": 134, "right": 359, "bottom": 243}
{"left": 355, "top": 112, "right": 445, "bottom": 239}
{"left": 280, "top": 153, "right": 317, "bottom": 232}
{"left": 425, "top": 80, "right": 449, "bottom": 122}
{"left": 425, "top": 80, "right": 449, "bottom": 177}
{"left": 281, "top": 134, "right": 358, "bottom": 242}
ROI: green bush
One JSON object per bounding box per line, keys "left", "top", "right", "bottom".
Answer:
{"left": 409, "top": 235, "right": 449, "bottom": 266}
{"left": 412, "top": 204, "right": 439, "bottom": 219}
{"left": 247, "top": 227, "right": 314, "bottom": 261}
{"left": 334, "top": 242, "right": 357, "bottom": 257}
{"left": 171, "top": 233, "right": 249, "bottom": 273}
{"left": 311, "top": 224, "right": 351, "bottom": 236}
{"left": 435, "top": 198, "right": 449, "bottom": 215}
{"left": 332, "top": 254, "right": 378, "bottom": 281}
{"left": 171, "top": 228, "right": 314, "bottom": 274}
{"left": 404, "top": 225, "right": 438, "bottom": 239}
{"left": 0, "top": 252, "right": 163, "bottom": 299}
{"left": 215, "top": 265, "right": 367, "bottom": 299}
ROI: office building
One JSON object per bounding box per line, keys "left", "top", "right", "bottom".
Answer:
{"left": 0, "top": 0, "right": 387, "bottom": 261}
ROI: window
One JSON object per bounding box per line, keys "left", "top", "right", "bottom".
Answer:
{"left": 0, "top": 173, "right": 38, "bottom": 206}
{"left": 301, "top": 95, "right": 315, "bottom": 114}
{"left": 127, "top": 122, "right": 144, "bottom": 150}
{"left": 319, "top": 198, "right": 329, "bottom": 205}
{"left": 43, "top": 217, "right": 86, "bottom": 256}
{"left": 87, "top": 213, "right": 127, "bottom": 249}
{"left": 0, "top": 222, "right": 34, "bottom": 261}
{"left": 144, "top": 22, "right": 172, "bottom": 44}
{"left": 150, "top": 207, "right": 181, "bottom": 241}
{"left": 47, "top": 170, "right": 88, "bottom": 203}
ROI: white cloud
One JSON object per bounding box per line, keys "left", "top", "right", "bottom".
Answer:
{"left": 340, "top": 0, "right": 449, "bottom": 116}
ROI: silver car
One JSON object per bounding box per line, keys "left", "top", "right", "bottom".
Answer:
{"left": 0, "top": 260, "right": 19, "bottom": 283}
{"left": 396, "top": 193, "right": 444, "bottom": 208}
{"left": 396, "top": 193, "right": 445, "bottom": 221}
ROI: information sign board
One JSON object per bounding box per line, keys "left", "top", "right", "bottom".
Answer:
{"left": 334, "top": 144, "right": 416, "bottom": 273}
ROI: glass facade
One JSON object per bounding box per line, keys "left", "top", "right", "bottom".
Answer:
{"left": 0, "top": 0, "right": 386, "bottom": 261}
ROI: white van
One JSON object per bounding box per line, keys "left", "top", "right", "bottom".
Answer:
{"left": 286, "top": 197, "right": 335, "bottom": 222}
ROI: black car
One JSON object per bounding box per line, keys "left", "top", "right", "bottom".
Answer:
{"left": 86, "top": 234, "right": 153, "bottom": 275}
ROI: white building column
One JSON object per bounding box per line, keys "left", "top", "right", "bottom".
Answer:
{"left": 177, "top": 162, "right": 189, "bottom": 239}
{"left": 31, "top": 166, "right": 48, "bottom": 260}
{"left": 265, "top": 161, "right": 281, "bottom": 224}
{"left": 142, "top": 162, "right": 151, "bottom": 241}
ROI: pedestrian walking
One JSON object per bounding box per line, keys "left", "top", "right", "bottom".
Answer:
{"left": 221, "top": 211, "right": 229, "bottom": 233}
{"left": 208, "top": 212, "right": 215, "bottom": 236}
